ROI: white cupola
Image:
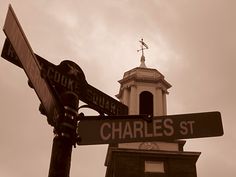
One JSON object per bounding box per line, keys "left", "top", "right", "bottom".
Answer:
{"left": 116, "top": 39, "right": 171, "bottom": 116}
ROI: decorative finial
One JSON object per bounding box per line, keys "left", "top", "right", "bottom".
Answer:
{"left": 137, "top": 38, "right": 148, "bottom": 68}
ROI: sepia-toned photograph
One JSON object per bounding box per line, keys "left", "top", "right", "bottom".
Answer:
{"left": 0, "top": 1, "right": 234, "bottom": 177}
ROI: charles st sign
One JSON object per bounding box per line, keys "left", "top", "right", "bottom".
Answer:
{"left": 77, "top": 111, "right": 224, "bottom": 145}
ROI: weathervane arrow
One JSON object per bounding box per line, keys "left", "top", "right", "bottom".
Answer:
{"left": 137, "top": 38, "right": 148, "bottom": 68}
{"left": 137, "top": 38, "right": 149, "bottom": 56}
{"left": 140, "top": 38, "right": 149, "bottom": 49}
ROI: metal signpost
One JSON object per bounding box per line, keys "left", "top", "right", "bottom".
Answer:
{"left": 1, "top": 4, "right": 224, "bottom": 177}
{"left": 77, "top": 111, "right": 223, "bottom": 145}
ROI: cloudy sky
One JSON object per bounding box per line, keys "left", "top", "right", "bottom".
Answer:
{"left": 0, "top": 0, "right": 235, "bottom": 177}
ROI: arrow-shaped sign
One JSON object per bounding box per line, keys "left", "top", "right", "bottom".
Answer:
{"left": 3, "top": 5, "right": 62, "bottom": 126}
{"left": 1, "top": 37, "right": 128, "bottom": 116}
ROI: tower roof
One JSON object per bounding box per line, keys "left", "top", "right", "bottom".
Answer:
{"left": 116, "top": 66, "right": 172, "bottom": 99}
{"left": 119, "top": 66, "right": 171, "bottom": 88}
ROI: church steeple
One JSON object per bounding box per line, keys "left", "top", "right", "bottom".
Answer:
{"left": 116, "top": 39, "right": 171, "bottom": 116}
{"left": 105, "top": 39, "right": 200, "bottom": 177}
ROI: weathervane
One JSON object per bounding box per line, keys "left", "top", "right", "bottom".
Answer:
{"left": 137, "top": 38, "right": 149, "bottom": 56}
{"left": 137, "top": 38, "right": 148, "bottom": 68}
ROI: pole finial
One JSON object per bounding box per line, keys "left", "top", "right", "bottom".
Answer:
{"left": 137, "top": 38, "right": 148, "bottom": 68}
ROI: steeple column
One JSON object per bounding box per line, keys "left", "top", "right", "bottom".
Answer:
{"left": 122, "top": 87, "right": 130, "bottom": 106}
{"left": 129, "top": 85, "right": 138, "bottom": 115}
{"left": 155, "top": 88, "right": 164, "bottom": 116}
{"left": 163, "top": 92, "right": 167, "bottom": 115}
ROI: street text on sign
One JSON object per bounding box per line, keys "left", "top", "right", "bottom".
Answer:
{"left": 3, "top": 5, "right": 62, "bottom": 126}
{"left": 1, "top": 38, "right": 128, "bottom": 116}
{"left": 77, "top": 111, "right": 223, "bottom": 145}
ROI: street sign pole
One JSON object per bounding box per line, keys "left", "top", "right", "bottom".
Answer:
{"left": 47, "top": 61, "right": 84, "bottom": 177}
{"left": 48, "top": 91, "right": 79, "bottom": 177}
{"left": 48, "top": 136, "right": 73, "bottom": 177}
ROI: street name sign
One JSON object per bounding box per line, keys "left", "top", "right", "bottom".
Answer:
{"left": 83, "top": 84, "right": 127, "bottom": 115}
{"left": 76, "top": 111, "right": 223, "bottom": 145}
{"left": 3, "top": 5, "right": 62, "bottom": 126}
{"left": 1, "top": 37, "right": 128, "bottom": 116}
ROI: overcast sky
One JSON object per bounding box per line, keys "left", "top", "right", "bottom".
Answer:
{"left": 0, "top": 0, "right": 235, "bottom": 177}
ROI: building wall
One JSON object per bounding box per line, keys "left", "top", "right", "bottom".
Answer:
{"left": 105, "top": 148, "right": 200, "bottom": 177}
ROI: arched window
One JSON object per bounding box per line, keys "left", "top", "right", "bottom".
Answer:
{"left": 139, "top": 91, "right": 153, "bottom": 116}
